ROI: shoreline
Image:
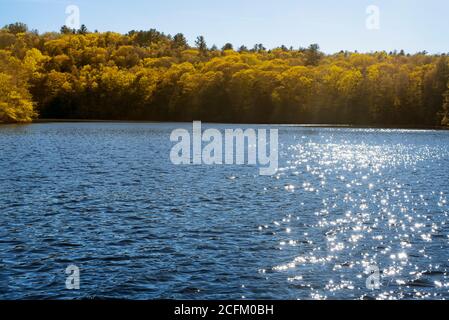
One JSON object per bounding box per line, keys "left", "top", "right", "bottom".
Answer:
{"left": 1, "top": 119, "right": 448, "bottom": 131}
{"left": 32, "top": 119, "right": 449, "bottom": 131}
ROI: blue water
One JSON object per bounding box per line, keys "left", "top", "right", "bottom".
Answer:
{"left": 1, "top": 123, "right": 449, "bottom": 300}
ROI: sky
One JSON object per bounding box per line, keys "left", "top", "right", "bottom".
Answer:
{"left": 1, "top": 0, "right": 448, "bottom": 54}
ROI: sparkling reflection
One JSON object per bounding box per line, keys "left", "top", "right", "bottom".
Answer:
{"left": 1, "top": 125, "right": 449, "bottom": 300}
{"left": 270, "top": 128, "right": 449, "bottom": 300}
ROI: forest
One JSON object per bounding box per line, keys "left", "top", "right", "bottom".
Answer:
{"left": 1, "top": 22, "right": 449, "bottom": 126}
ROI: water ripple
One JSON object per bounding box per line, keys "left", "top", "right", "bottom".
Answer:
{"left": 1, "top": 123, "right": 449, "bottom": 299}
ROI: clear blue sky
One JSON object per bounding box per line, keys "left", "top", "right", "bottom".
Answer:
{"left": 1, "top": 0, "right": 448, "bottom": 54}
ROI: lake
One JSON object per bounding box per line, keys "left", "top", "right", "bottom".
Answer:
{"left": 1, "top": 122, "right": 449, "bottom": 300}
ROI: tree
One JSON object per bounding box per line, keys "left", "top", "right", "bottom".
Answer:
{"left": 272, "top": 66, "right": 314, "bottom": 122}
{"left": 112, "top": 46, "right": 141, "bottom": 68}
{"left": 60, "top": 25, "right": 75, "bottom": 35}
{"left": 195, "top": 36, "right": 207, "bottom": 53}
{"left": 441, "top": 82, "right": 449, "bottom": 126}
{"left": 172, "top": 33, "right": 188, "bottom": 50}
{"left": 428, "top": 57, "right": 449, "bottom": 121}
{"left": 222, "top": 43, "right": 234, "bottom": 51}
{"left": 0, "top": 73, "right": 35, "bottom": 122}
{"left": 4, "top": 22, "right": 28, "bottom": 34}
{"left": 129, "top": 29, "right": 166, "bottom": 47}
{"left": 0, "top": 23, "right": 448, "bottom": 126}
{"left": 305, "top": 43, "right": 322, "bottom": 66}
{"left": 253, "top": 43, "right": 266, "bottom": 52}
{"left": 77, "top": 24, "right": 88, "bottom": 35}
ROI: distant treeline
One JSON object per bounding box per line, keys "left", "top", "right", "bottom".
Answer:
{"left": 1, "top": 22, "right": 449, "bottom": 126}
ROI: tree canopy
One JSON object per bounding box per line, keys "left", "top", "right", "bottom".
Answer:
{"left": 1, "top": 23, "right": 448, "bottom": 126}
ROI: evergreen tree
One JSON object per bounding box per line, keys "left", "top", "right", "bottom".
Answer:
{"left": 195, "top": 36, "right": 207, "bottom": 53}
{"left": 77, "top": 24, "right": 88, "bottom": 35}
{"left": 222, "top": 43, "right": 233, "bottom": 51}
{"left": 60, "top": 25, "right": 74, "bottom": 34}
{"left": 305, "top": 43, "right": 322, "bottom": 66}
{"left": 173, "top": 33, "right": 188, "bottom": 50}
{"left": 3, "top": 22, "right": 28, "bottom": 34}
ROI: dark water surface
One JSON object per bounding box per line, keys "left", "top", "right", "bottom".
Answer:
{"left": 1, "top": 123, "right": 449, "bottom": 300}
